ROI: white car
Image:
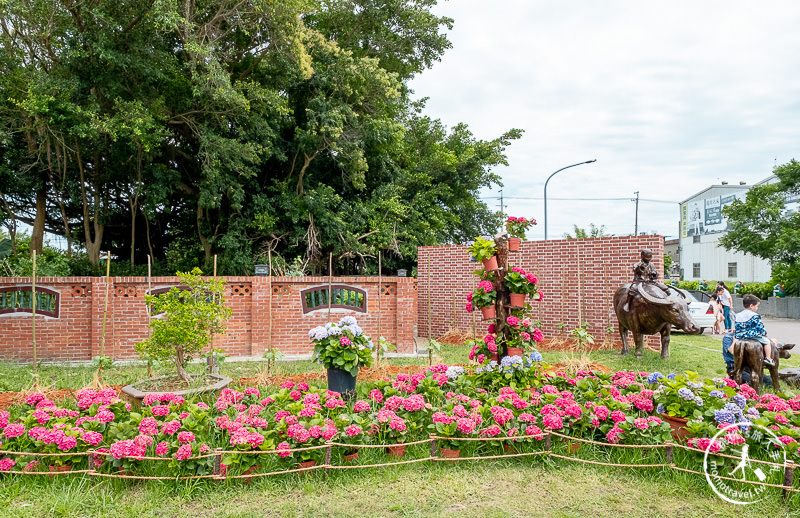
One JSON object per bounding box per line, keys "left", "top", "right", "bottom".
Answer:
{"left": 668, "top": 287, "right": 715, "bottom": 334}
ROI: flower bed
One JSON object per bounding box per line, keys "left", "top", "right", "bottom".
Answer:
{"left": 1, "top": 362, "right": 799, "bottom": 478}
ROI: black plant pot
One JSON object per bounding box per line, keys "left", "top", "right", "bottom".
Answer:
{"left": 327, "top": 367, "right": 357, "bottom": 396}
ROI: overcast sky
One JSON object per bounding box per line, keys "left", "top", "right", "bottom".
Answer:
{"left": 409, "top": 0, "right": 800, "bottom": 240}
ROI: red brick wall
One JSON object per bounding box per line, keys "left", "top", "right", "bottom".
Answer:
{"left": 0, "top": 276, "right": 417, "bottom": 362}
{"left": 417, "top": 236, "right": 665, "bottom": 348}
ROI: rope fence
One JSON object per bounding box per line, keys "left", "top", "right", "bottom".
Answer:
{"left": 2, "top": 433, "right": 799, "bottom": 497}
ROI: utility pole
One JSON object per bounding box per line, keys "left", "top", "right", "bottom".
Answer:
{"left": 633, "top": 191, "right": 640, "bottom": 236}
{"left": 499, "top": 189, "right": 504, "bottom": 217}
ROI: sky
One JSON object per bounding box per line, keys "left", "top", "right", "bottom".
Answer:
{"left": 409, "top": 0, "right": 800, "bottom": 240}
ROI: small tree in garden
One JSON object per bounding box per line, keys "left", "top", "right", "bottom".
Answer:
{"left": 136, "top": 268, "right": 232, "bottom": 383}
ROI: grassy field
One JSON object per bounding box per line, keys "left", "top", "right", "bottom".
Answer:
{"left": 1, "top": 332, "right": 799, "bottom": 516}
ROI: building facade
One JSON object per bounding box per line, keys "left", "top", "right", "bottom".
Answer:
{"left": 678, "top": 183, "right": 772, "bottom": 282}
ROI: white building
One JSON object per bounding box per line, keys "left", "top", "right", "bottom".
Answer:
{"left": 678, "top": 182, "right": 772, "bottom": 282}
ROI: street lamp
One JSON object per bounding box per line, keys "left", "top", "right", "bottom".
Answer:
{"left": 543, "top": 159, "right": 597, "bottom": 240}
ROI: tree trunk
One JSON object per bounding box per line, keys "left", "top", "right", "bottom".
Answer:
{"left": 77, "top": 144, "right": 103, "bottom": 265}
{"left": 493, "top": 236, "right": 511, "bottom": 357}
{"left": 30, "top": 183, "right": 47, "bottom": 253}
{"left": 174, "top": 345, "right": 192, "bottom": 384}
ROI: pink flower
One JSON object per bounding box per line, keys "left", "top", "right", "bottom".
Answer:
{"left": 775, "top": 413, "right": 789, "bottom": 425}
{"left": 289, "top": 390, "right": 302, "bottom": 401}
{"left": 244, "top": 387, "right": 260, "bottom": 398}
{"left": 298, "top": 382, "right": 310, "bottom": 392}
{"left": 480, "top": 425, "right": 502, "bottom": 437}
{"left": 593, "top": 405, "right": 610, "bottom": 421}
{"left": 466, "top": 292, "right": 473, "bottom": 302}
{"left": 281, "top": 381, "right": 295, "bottom": 390}
{"left": 57, "top": 434, "right": 78, "bottom": 451}
{"left": 487, "top": 341, "right": 497, "bottom": 353}
{"left": 3, "top": 423, "right": 25, "bottom": 438}
{"left": 80, "top": 431, "right": 103, "bottom": 446}
{"left": 532, "top": 329, "right": 544, "bottom": 342}
{"left": 477, "top": 354, "right": 486, "bottom": 364}
{"left": 134, "top": 434, "right": 153, "bottom": 448}
{"left": 161, "top": 420, "right": 181, "bottom": 436}
{"left": 778, "top": 435, "right": 797, "bottom": 445}
{"left": 346, "top": 425, "right": 362, "bottom": 437}
{"left": 633, "top": 418, "right": 649, "bottom": 430}
{"left": 725, "top": 433, "right": 746, "bottom": 445}
{"left": 178, "top": 431, "right": 195, "bottom": 444}
{"left": 369, "top": 389, "right": 384, "bottom": 403}
{"left": 139, "top": 417, "right": 159, "bottom": 436}
{"left": 179, "top": 412, "right": 190, "bottom": 420}
{"left": 151, "top": 405, "right": 170, "bottom": 417}
{"left": 610, "top": 410, "right": 627, "bottom": 423}
{"left": 542, "top": 414, "right": 563, "bottom": 430}
{"left": 456, "top": 418, "right": 475, "bottom": 434}
{"left": 520, "top": 332, "right": 531, "bottom": 342}
{"left": 487, "top": 323, "right": 496, "bottom": 334}
{"left": 506, "top": 316, "right": 520, "bottom": 327}
{"left": 299, "top": 407, "right": 317, "bottom": 418}
{"left": 199, "top": 444, "right": 210, "bottom": 453}
{"left": 156, "top": 442, "right": 169, "bottom": 456}
{"left": 526, "top": 274, "right": 537, "bottom": 284}
{"left": 478, "top": 281, "right": 494, "bottom": 293}
{"left": 0, "top": 410, "right": 9, "bottom": 430}
{"left": 25, "top": 392, "right": 46, "bottom": 406}
{"left": 340, "top": 336, "right": 352, "bottom": 346}
{"left": 465, "top": 303, "right": 474, "bottom": 313}
{"left": 525, "top": 425, "right": 544, "bottom": 440}
{"left": 0, "top": 458, "right": 16, "bottom": 471}
{"left": 174, "top": 443, "right": 193, "bottom": 461}
{"left": 606, "top": 427, "right": 623, "bottom": 444}
{"left": 277, "top": 441, "right": 292, "bottom": 458}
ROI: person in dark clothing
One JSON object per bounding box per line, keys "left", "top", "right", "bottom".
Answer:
{"left": 722, "top": 332, "right": 772, "bottom": 387}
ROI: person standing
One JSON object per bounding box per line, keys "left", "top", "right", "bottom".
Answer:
{"left": 717, "top": 282, "right": 733, "bottom": 332}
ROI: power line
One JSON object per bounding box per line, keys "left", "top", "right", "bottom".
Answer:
{"left": 479, "top": 196, "right": 677, "bottom": 204}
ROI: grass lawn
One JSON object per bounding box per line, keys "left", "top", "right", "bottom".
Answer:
{"left": 1, "top": 332, "right": 799, "bottom": 517}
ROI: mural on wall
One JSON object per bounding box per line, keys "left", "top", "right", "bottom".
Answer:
{"left": 680, "top": 192, "right": 744, "bottom": 238}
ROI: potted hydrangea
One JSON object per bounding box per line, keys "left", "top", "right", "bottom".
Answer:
{"left": 503, "top": 267, "right": 538, "bottom": 307}
{"left": 309, "top": 317, "right": 373, "bottom": 395}
{"left": 466, "top": 280, "right": 498, "bottom": 320}
{"left": 467, "top": 237, "right": 499, "bottom": 271}
{"left": 506, "top": 217, "right": 536, "bottom": 251}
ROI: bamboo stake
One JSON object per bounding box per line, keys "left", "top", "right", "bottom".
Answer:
{"left": 31, "top": 249, "right": 37, "bottom": 381}
{"left": 327, "top": 252, "right": 333, "bottom": 319}
{"left": 377, "top": 251, "right": 382, "bottom": 364}
{"left": 209, "top": 254, "right": 218, "bottom": 373}
{"left": 147, "top": 255, "right": 153, "bottom": 377}
{"left": 99, "top": 251, "right": 111, "bottom": 359}
{"left": 427, "top": 253, "right": 432, "bottom": 365}
{"left": 267, "top": 248, "right": 273, "bottom": 374}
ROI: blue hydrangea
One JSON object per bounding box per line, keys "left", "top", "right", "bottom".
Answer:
{"left": 343, "top": 324, "right": 363, "bottom": 336}
{"left": 647, "top": 372, "right": 665, "bottom": 384}
{"left": 694, "top": 396, "right": 704, "bottom": 407}
{"left": 687, "top": 381, "right": 704, "bottom": 390}
{"left": 746, "top": 407, "right": 760, "bottom": 419}
{"left": 712, "top": 378, "right": 726, "bottom": 388}
{"left": 732, "top": 395, "right": 747, "bottom": 409}
{"left": 678, "top": 388, "right": 695, "bottom": 401}
{"left": 667, "top": 373, "right": 676, "bottom": 380}
{"left": 656, "top": 404, "right": 666, "bottom": 414}
{"left": 446, "top": 366, "right": 465, "bottom": 380}
{"left": 709, "top": 390, "right": 725, "bottom": 399}
{"left": 714, "top": 409, "right": 736, "bottom": 424}
{"left": 339, "top": 316, "right": 358, "bottom": 326}
{"left": 500, "top": 355, "right": 523, "bottom": 368}
{"left": 529, "top": 351, "right": 543, "bottom": 362}
{"left": 365, "top": 339, "right": 374, "bottom": 350}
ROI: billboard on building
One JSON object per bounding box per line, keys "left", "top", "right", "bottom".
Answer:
{"left": 680, "top": 192, "right": 744, "bottom": 237}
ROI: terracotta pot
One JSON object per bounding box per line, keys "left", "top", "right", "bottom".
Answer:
{"left": 508, "top": 237, "right": 521, "bottom": 251}
{"left": 506, "top": 347, "right": 523, "bottom": 357}
{"left": 503, "top": 444, "right": 512, "bottom": 453}
{"left": 298, "top": 459, "right": 317, "bottom": 470}
{"left": 568, "top": 442, "right": 582, "bottom": 454}
{"left": 660, "top": 413, "right": 690, "bottom": 443}
{"left": 509, "top": 293, "right": 526, "bottom": 307}
{"left": 482, "top": 256, "right": 499, "bottom": 271}
{"left": 490, "top": 353, "right": 499, "bottom": 362}
{"left": 343, "top": 451, "right": 359, "bottom": 463}
{"left": 386, "top": 444, "right": 406, "bottom": 458}
{"left": 439, "top": 448, "right": 461, "bottom": 458}
{"left": 241, "top": 464, "right": 260, "bottom": 484}
{"left": 480, "top": 305, "right": 496, "bottom": 321}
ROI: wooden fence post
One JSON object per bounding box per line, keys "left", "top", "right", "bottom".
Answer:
{"left": 664, "top": 441, "right": 673, "bottom": 465}
{"left": 784, "top": 459, "right": 795, "bottom": 499}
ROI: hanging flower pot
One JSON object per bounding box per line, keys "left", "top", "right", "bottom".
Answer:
{"left": 509, "top": 293, "right": 526, "bottom": 307}
{"left": 508, "top": 237, "right": 521, "bottom": 251}
{"left": 386, "top": 444, "right": 406, "bottom": 458}
{"left": 506, "top": 346, "right": 524, "bottom": 357}
{"left": 327, "top": 367, "right": 357, "bottom": 396}
{"left": 482, "top": 255, "right": 499, "bottom": 272}
{"left": 480, "top": 305, "right": 496, "bottom": 320}
{"left": 439, "top": 448, "right": 461, "bottom": 458}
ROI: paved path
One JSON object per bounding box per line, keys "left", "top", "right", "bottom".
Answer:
{"left": 761, "top": 318, "right": 800, "bottom": 345}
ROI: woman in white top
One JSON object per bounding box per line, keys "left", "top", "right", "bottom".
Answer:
{"left": 716, "top": 282, "right": 733, "bottom": 332}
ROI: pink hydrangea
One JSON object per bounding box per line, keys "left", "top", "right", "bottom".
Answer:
{"left": 542, "top": 385, "right": 559, "bottom": 395}
{"left": 353, "top": 400, "right": 371, "bottom": 412}
{"left": 456, "top": 417, "right": 475, "bottom": 434}
{"left": 610, "top": 410, "right": 627, "bottom": 423}
{"left": 174, "top": 443, "right": 193, "bottom": 461}
{"left": 633, "top": 418, "right": 649, "bottom": 430}
{"left": 724, "top": 433, "right": 746, "bottom": 445}
{"left": 281, "top": 381, "right": 295, "bottom": 390}
{"left": 96, "top": 410, "right": 115, "bottom": 423}
{"left": 0, "top": 458, "right": 16, "bottom": 471}
{"left": 775, "top": 413, "right": 789, "bottom": 425}
{"left": 3, "top": 423, "right": 25, "bottom": 438}
{"left": 178, "top": 431, "right": 195, "bottom": 444}
{"left": 432, "top": 412, "right": 455, "bottom": 424}
{"left": 289, "top": 390, "right": 302, "bottom": 401}
{"left": 25, "top": 392, "right": 46, "bottom": 406}
{"left": 134, "top": 434, "right": 153, "bottom": 448}
{"left": 402, "top": 394, "right": 426, "bottom": 412}
{"left": 0, "top": 410, "right": 9, "bottom": 430}
{"left": 345, "top": 425, "right": 362, "bottom": 437}
{"left": 525, "top": 425, "right": 544, "bottom": 439}
{"left": 778, "top": 435, "right": 797, "bottom": 445}
{"left": 57, "top": 434, "right": 77, "bottom": 451}
{"left": 244, "top": 387, "right": 260, "bottom": 398}
{"left": 151, "top": 405, "right": 170, "bottom": 417}
{"left": 156, "top": 442, "right": 169, "bottom": 456}
{"left": 385, "top": 396, "right": 404, "bottom": 411}
{"left": 297, "top": 382, "right": 310, "bottom": 392}
{"left": 277, "top": 441, "right": 292, "bottom": 458}
{"left": 299, "top": 407, "right": 317, "bottom": 418}
{"left": 161, "top": 420, "right": 181, "bottom": 436}
{"left": 506, "top": 316, "right": 520, "bottom": 327}
{"left": 80, "top": 431, "right": 103, "bottom": 446}
{"left": 340, "top": 336, "right": 352, "bottom": 346}
{"left": 606, "top": 427, "right": 624, "bottom": 444}
{"left": 542, "top": 413, "right": 563, "bottom": 430}
{"left": 480, "top": 425, "right": 502, "bottom": 437}
{"left": 139, "top": 417, "right": 159, "bottom": 436}
{"left": 322, "top": 424, "right": 338, "bottom": 440}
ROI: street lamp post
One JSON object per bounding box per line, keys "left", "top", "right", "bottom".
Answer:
{"left": 543, "top": 159, "right": 597, "bottom": 240}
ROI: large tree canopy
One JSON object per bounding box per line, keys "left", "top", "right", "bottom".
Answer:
{"left": 720, "top": 160, "right": 800, "bottom": 267}
{"left": 0, "top": 0, "right": 519, "bottom": 275}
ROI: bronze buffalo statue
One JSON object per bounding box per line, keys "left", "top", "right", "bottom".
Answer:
{"left": 731, "top": 339, "right": 795, "bottom": 394}
{"left": 613, "top": 284, "right": 699, "bottom": 359}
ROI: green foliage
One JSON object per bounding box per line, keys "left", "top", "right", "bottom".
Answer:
{"left": 467, "top": 237, "right": 498, "bottom": 262}
{"left": 135, "top": 268, "right": 232, "bottom": 380}
{"left": 0, "top": 238, "right": 10, "bottom": 260}
{"left": 571, "top": 327, "right": 595, "bottom": 349}
{"left": 563, "top": 223, "right": 611, "bottom": 239}
{"left": 0, "top": 0, "right": 519, "bottom": 275}
{"left": 505, "top": 216, "right": 535, "bottom": 239}
{"left": 721, "top": 159, "right": 800, "bottom": 266}
{"left": 663, "top": 253, "right": 673, "bottom": 275}
{"left": 310, "top": 319, "right": 373, "bottom": 376}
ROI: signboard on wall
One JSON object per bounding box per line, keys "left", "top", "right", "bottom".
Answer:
{"left": 680, "top": 191, "right": 745, "bottom": 237}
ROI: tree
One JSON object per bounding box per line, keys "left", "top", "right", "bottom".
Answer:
{"left": 663, "top": 254, "right": 673, "bottom": 276}
{"left": 720, "top": 160, "right": 800, "bottom": 266}
{"left": 563, "top": 224, "right": 611, "bottom": 239}
{"left": 136, "top": 268, "right": 232, "bottom": 383}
